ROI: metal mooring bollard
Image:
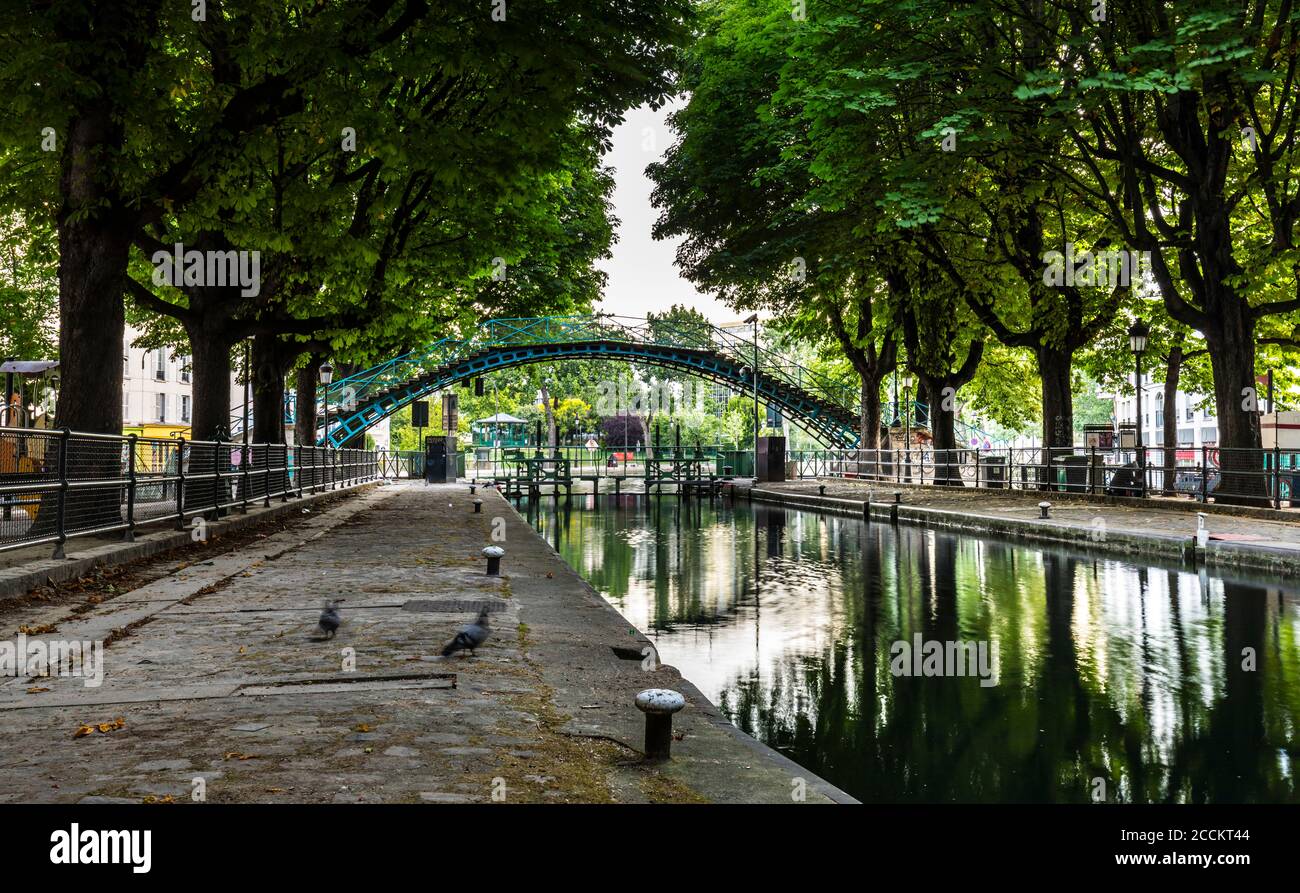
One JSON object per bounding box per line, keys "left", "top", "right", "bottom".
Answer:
{"left": 473, "top": 498, "right": 483, "bottom": 514}
{"left": 893, "top": 491, "right": 903, "bottom": 504}
{"left": 818, "top": 484, "right": 826, "bottom": 496}
{"left": 635, "top": 689, "right": 686, "bottom": 759}
{"left": 1039, "top": 501, "right": 1051, "bottom": 519}
{"left": 482, "top": 546, "right": 504, "bottom": 576}
{"left": 470, "top": 483, "right": 477, "bottom": 495}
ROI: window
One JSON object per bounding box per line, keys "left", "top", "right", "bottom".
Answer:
{"left": 123, "top": 392, "right": 129, "bottom": 420}
{"left": 155, "top": 393, "right": 166, "bottom": 423}
{"left": 1155, "top": 410, "right": 1164, "bottom": 428}
{"left": 1185, "top": 401, "right": 1194, "bottom": 421}
{"left": 1178, "top": 428, "right": 1194, "bottom": 445}
{"left": 123, "top": 355, "right": 130, "bottom": 378}
{"left": 1201, "top": 426, "right": 1217, "bottom": 444}
{"left": 153, "top": 348, "right": 166, "bottom": 381}
{"left": 180, "top": 356, "right": 191, "bottom": 383}
{"left": 181, "top": 395, "right": 191, "bottom": 423}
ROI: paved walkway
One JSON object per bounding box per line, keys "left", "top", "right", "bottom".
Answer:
{"left": 0, "top": 482, "right": 847, "bottom": 804}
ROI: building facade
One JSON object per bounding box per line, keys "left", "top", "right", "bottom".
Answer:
{"left": 122, "top": 325, "right": 243, "bottom": 439}
{"left": 1112, "top": 373, "right": 1219, "bottom": 458}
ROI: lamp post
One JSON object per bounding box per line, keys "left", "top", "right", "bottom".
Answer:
{"left": 745, "top": 313, "right": 759, "bottom": 478}
{"left": 1128, "top": 319, "right": 1149, "bottom": 497}
{"left": 320, "top": 361, "right": 334, "bottom": 490}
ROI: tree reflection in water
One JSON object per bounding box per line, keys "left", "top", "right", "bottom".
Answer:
{"left": 526, "top": 494, "right": 1299, "bottom": 803}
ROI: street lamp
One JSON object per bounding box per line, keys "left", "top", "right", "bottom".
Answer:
{"left": 1128, "top": 318, "right": 1149, "bottom": 497}
{"left": 319, "top": 362, "right": 334, "bottom": 490}
{"left": 745, "top": 313, "right": 759, "bottom": 477}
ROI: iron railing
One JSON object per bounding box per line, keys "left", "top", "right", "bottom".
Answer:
{"left": 789, "top": 445, "right": 1300, "bottom": 509}
{"left": 0, "top": 426, "right": 381, "bottom": 558}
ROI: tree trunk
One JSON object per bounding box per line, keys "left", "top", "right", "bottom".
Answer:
{"left": 294, "top": 356, "right": 322, "bottom": 447}
{"left": 860, "top": 378, "right": 883, "bottom": 479}
{"left": 1036, "top": 345, "right": 1074, "bottom": 490}
{"left": 1206, "top": 325, "right": 1265, "bottom": 505}
{"left": 187, "top": 325, "right": 236, "bottom": 442}
{"left": 1162, "top": 344, "right": 1182, "bottom": 496}
{"left": 924, "top": 375, "right": 964, "bottom": 486}
{"left": 251, "top": 334, "right": 291, "bottom": 445}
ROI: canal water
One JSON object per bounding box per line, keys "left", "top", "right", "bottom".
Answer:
{"left": 523, "top": 493, "right": 1300, "bottom": 803}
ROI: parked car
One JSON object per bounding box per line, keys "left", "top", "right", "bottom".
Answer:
{"left": 1174, "top": 467, "right": 1221, "bottom": 498}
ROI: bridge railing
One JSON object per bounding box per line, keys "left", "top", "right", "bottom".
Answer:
{"left": 0, "top": 426, "right": 381, "bottom": 559}
{"left": 321, "top": 315, "right": 864, "bottom": 440}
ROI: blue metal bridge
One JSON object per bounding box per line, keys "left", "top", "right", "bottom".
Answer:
{"left": 313, "top": 315, "right": 1004, "bottom": 450}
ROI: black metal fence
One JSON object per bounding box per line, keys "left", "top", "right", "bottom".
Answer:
{"left": 0, "top": 427, "right": 381, "bottom": 558}
{"left": 791, "top": 445, "right": 1300, "bottom": 509}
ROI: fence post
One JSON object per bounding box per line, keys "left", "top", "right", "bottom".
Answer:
{"left": 51, "top": 428, "right": 70, "bottom": 559}
{"left": 263, "top": 444, "right": 272, "bottom": 507}
{"left": 974, "top": 450, "right": 981, "bottom": 490}
{"left": 1272, "top": 444, "right": 1281, "bottom": 510}
{"left": 281, "top": 445, "right": 290, "bottom": 502}
{"left": 124, "top": 433, "right": 137, "bottom": 542}
{"left": 175, "top": 436, "right": 187, "bottom": 530}
{"left": 1201, "top": 445, "right": 1209, "bottom": 502}
{"left": 297, "top": 446, "right": 304, "bottom": 499}
{"left": 1089, "top": 445, "right": 1097, "bottom": 495}
{"left": 209, "top": 439, "right": 221, "bottom": 519}
{"left": 240, "top": 440, "right": 250, "bottom": 514}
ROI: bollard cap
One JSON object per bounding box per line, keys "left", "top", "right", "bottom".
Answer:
{"left": 1038, "top": 501, "right": 1052, "bottom": 509}
{"left": 482, "top": 546, "right": 505, "bottom": 558}
{"left": 473, "top": 498, "right": 483, "bottom": 505}
{"left": 635, "top": 688, "right": 686, "bottom": 715}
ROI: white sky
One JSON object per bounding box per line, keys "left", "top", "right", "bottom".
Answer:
{"left": 595, "top": 101, "right": 736, "bottom": 325}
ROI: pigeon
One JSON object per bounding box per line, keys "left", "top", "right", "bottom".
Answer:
{"left": 441, "top": 606, "right": 491, "bottom": 657}
{"left": 312, "top": 599, "right": 344, "bottom": 640}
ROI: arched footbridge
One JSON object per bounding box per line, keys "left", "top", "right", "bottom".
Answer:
{"left": 315, "top": 315, "right": 1004, "bottom": 450}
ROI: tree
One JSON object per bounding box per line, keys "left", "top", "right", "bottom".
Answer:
{"left": 0, "top": 0, "right": 693, "bottom": 439}
{"left": 0, "top": 212, "right": 57, "bottom": 360}
{"left": 1003, "top": 0, "right": 1300, "bottom": 502}
{"left": 648, "top": 0, "right": 898, "bottom": 447}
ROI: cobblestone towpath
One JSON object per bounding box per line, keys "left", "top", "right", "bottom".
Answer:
{"left": 0, "top": 482, "right": 851, "bottom": 804}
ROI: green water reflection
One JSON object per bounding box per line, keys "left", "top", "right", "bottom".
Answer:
{"left": 523, "top": 494, "right": 1300, "bottom": 803}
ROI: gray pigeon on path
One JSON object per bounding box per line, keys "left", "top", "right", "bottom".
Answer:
{"left": 312, "top": 599, "right": 344, "bottom": 640}
{"left": 441, "top": 606, "right": 491, "bottom": 657}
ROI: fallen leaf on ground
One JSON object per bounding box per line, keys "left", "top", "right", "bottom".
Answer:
{"left": 354, "top": 723, "right": 372, "bottom": 732}
{"left": 17, "top": 623, "right": 57, "bottom": 635}
{"left": 223, "top": 751, "right": 258, "bottom": 761}
{"left": 142, "top": 795, "right": 175, "bottom": 804}
{"left": 27, "top": 687, "right": 50, "bottom": 694}
{"left": 73, "top": 717, "right": 125, "bottom": 739}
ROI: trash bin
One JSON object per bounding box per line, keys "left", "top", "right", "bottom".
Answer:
{"left": 1054, "top": 455, "right": 1090, "bottom": 492}
{"left": 981, "top": 454, "right": 1007, "bottom": 489}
